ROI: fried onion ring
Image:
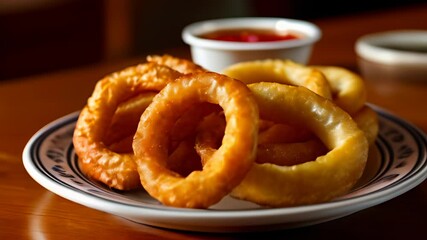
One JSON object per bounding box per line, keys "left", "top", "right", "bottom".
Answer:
{"left": 223, "top": 59, "right": 332, "bottom": 99}
{"left": 230, "top": 82, "right": 369, "bottom": 207}
{"left": 73, "top": 63, "right": 182, "bottom": 190}
{"left": 132, "top": 72, "right": 259, "bottom": 208}
{"left": 311, "top": 66, "right": 367, "bottom": 114}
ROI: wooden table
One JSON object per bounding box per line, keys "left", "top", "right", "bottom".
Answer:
{"left": 1, "top": 4, "right": 427, "bottom": 239}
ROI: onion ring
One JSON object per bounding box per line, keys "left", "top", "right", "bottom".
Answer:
{"left": 132, "top": 72, "right": 259, "bottom": 208}
{"left": 311, "top": 66, "right": 367, "bottom": 114}
{"left": 223, "top": 59, "right": 332, "bottom": 99}
{"left": 230, "top": 82, "right": 368, "bottom": 207}
{"left": 73, "top": 63, "right": 181, "bottom": 190}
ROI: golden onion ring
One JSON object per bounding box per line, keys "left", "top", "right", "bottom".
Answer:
{"left": 132, "top": 72, "right": 259, "bottom": 208}
{"left": 231, "top": 82, "right": 369, "bottom": 207}
{"left": 223, "top": 59, "right": 332, "bottom": 99}
{"left": 73, "top": 63, "right": 182, "bottom": 190}
{"left": 311, "top": 66, "right": 367, "bottom": 114}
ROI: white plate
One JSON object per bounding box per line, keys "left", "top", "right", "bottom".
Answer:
{"left": 23, "top": 106, "right": 427, "bottom": 232}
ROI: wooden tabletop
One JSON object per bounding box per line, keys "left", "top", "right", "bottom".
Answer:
{"left": 1, "top": 4, "right": 427, "bottom": 239}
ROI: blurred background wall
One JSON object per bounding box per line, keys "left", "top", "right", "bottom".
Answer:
{"left": 1, "top": 0, "right": 425, "bottom": 80}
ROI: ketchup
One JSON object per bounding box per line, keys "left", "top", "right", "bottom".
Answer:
{"left": 200, "top": 28, "right": 301, "bottom": 42}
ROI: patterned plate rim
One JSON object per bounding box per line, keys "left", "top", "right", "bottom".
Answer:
{"left": 22, "top": 106, "right": 427, "bottom": 221}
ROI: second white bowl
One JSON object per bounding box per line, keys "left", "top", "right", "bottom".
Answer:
{"left": 355, "top": 30, "right": 427, "bottom": 82}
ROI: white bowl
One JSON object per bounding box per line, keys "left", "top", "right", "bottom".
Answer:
{"left": 355, "top": 30, "right": 427, "bottom": 82}
{"left": 182, "top": 17, "right": 321, "bottom": 72}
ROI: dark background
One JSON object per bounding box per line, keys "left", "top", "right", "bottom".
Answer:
{"left": 1, "top": 0, "right": 425, "bottom": 80}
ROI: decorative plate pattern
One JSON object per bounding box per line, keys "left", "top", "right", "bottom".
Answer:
{"left": 23, "top": 106, "right": 427, "bottom": 232}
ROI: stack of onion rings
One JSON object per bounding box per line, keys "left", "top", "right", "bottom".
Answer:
{"left": 73, "top": 55, "right": 378, "bottom": 208}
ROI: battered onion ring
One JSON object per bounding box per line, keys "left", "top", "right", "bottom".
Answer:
{"left": 73, "top": 63, "right": 182, "bottom": 190}
{"left": 132, "top": 72, "right": 259, "bottom": 208}
{"left": 231, "top": 82, "right": 368, "bottom": 207}
{"left": 147, "top": 54, "right": 206, "bottom": 74}
{"left": 223, "top": 59, "right": 332, "bottom": 99}
{"left": 311, "top": 66, "right": 367, "bottom": 114}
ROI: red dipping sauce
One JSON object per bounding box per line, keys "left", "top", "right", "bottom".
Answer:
{"left": 200, "top": 28, "right": 301, "bottom": 42}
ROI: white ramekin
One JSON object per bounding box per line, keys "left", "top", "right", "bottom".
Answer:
{"left": 182, "top": 17, "right": 321, "bottom": 72}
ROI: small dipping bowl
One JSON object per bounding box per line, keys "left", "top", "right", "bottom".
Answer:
{"left": 182, "top": 17, "right": 321, "bottom": 72}
{"left": 355, "top": 30, "right": 427, "bottom": 82}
